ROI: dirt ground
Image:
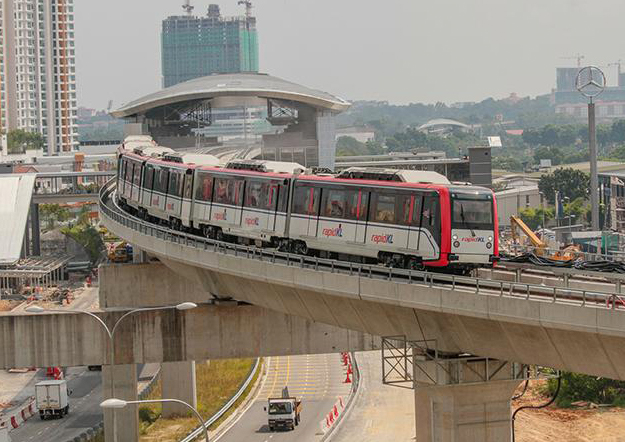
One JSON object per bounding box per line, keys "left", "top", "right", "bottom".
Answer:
{"left": 0, "top": 300, "right": 19, "bottom": 311}
{"left": 515, "top": 381, "right": 625, "bottom": 442}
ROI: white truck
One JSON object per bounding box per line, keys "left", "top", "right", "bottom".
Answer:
{"left": 265, "top": 387, "right": 302, "bottom": 431}
{"left": 35, "top": 380, "right": 69, "bottom": 420}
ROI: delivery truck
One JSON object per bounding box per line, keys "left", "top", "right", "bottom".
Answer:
{"left": 35, "top": 380, "right": 69, "bottom": 420}
{"left": 265, "top": 387, "right": 302, "bottom": 431}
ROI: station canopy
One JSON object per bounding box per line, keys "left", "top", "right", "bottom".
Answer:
{"left": 111, "top": 72, "right": 351, "bottom": 119}
{"left": 0, "top": 174, "right": 36, "bottom": 265}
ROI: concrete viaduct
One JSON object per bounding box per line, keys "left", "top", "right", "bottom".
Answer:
{"left": 3, "top": 180, "right": 625, "bottom": 442}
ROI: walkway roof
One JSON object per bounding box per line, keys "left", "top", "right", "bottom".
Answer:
{"left": 0, "top": 174, "right": 36, "bottom": 265}
{"left": 112, "top": 73, "right": 351, "bottom": 118}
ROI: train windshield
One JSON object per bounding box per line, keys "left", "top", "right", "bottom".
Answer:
{"left": 451, "top": 192, "right": 493, "bottom": 231}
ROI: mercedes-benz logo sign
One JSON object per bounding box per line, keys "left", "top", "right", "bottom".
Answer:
{"left": 576, "top": 66, "right": 606, "bottom": 99}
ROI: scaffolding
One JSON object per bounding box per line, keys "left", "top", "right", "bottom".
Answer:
{"left": 381, "top": 336, "right": 555, "bottom": 389}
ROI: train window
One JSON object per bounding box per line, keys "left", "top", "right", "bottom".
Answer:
{"left": 155, "top": 168, "right": 169, "bottom": 194}
{"left": 450, "top": 193, "right": 493, "bottom": 230}
{"left": 321, "top": 188, "right": 358, "bottom": 220}
{"left": 183, "top": 173, "right": 193, "bottom": 199}
{"left": 195, "top": 172, "right": 213, "bottom": 202}
{"left": 371, "top": 192, "right": 412, "bottom": 225}
{"left": 292, "top": 185, "right": 319, "bottom": 216}
{"left": 144, "top": 165, "right": 154, "bottom": 190}
{"left": 245, "top": 180, "right": 272, "bottom": 209}
{"left": 214, "top": 177, "right": 242, "bottom": 206}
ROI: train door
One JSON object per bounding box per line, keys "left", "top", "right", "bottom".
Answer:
{"left": 181, "top": 170, "right": 194, "bottom": 227}
{"left": 152, "top": 167, "right": 169, "bottom": 213}
{"left": 274, "top": 180, "right": 290, "bottom": 235}
{"left": 267, "top": 181, "right": 280, "bottom": 231}
{"left": 354, "top": 190, "right": 369, "bottom": 243}
{"left": 290, "top": 184, "right": 320, "bottom": 237}
{"left": 242, "top": 179, "right": 270, "bottom": 232}
{"left": 411, "top": 192, "right": 441, "bottom": 260}
{"left": 131, "top": 161, "right": 142, "bottom": 203}
{"left": 193, "top": 171, "right": 213, "bottom": 222}
{"left": 142, "top": 164, "right": 155, "bottom": 208}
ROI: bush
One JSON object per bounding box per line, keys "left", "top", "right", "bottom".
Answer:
{"left": 545, "top": 372, "right": 625, "bottom": 407}
{"left": 138, "top": 406, "right": 159, "bottom": 424}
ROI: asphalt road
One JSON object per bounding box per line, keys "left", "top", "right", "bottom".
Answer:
{"left": 331, "top": 351, "right": 415, "bottom": 442}
{"left": 217, "top": 354, "right": 353, "bottom": 442}
{"left": 10, "top": 367, "right": 103, "bottom": 442}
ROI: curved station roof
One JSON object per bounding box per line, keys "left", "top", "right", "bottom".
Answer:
{"left": 112, "top": 72, "right": 351, "bottom": 118}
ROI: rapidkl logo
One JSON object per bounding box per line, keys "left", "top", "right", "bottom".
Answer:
{"left": 215, "top": 211, "right": 227, "bottom": 221}
{"left": 461, "top": 237, "right": 485, "bottom": 243}
{"left": 245, "top": 217, "right": 259, "bottom": 226}
{"left": 371, "top": 234, "right": 394, "bottom": 244}
{"left": 322, "top": 224, "right": 343, "bottom": 238}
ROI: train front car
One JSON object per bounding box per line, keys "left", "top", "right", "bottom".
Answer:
{"left": 447, "top": 186, "right": 498, "bottom": 270}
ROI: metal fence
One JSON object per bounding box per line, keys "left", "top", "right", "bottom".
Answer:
{"left": 99, "top": 180, "right": 625, "bottom": 313}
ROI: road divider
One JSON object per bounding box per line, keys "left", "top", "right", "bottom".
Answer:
{"left": 0, "top": 396, "right": 37, "bottom": 431}
{"left": 318, "top": 352, "right": 359, "bottom": 438}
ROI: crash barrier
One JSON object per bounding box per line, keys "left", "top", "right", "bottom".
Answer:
{"left": 0, "top": 397, "right": 37, "bottom": 431}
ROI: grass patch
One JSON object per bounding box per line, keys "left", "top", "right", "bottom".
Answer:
{"left": 139, "top": 358, "right": 257, "bottom": 441}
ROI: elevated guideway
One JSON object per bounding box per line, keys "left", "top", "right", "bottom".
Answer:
{"left": 96, "top": 180, "right": 625, "bottom": 381}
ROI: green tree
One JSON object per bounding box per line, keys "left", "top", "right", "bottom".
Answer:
{"left": 518, "top": 207, "right": 554, "bottom": 230}
{"left": 7, "top": 129, "right": 44, "bottom": 153}
{"left": 538, "top": 168, "right": 590, "bottom": 204}
{"left": 545, "top": 372, "right": 625, "bottom": 408}
{"left": 61, "top": 224, "right": 104, "bottom": 263}
{"left": 39, "top": 204, "right": 71, "bottom": 230}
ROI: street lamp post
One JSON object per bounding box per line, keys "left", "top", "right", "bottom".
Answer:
{"left": 25, "top": 302, "right": 197, "bottom": 441}
{"left": 101, "top": 398, "right": 209, "bottom": 442}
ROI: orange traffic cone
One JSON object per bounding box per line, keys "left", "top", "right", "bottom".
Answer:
{"left": 347, "top": 364, "right": 353, "bottom": 375}
{"left": 344, "top": 370, "right": 351, "bottom": 383}
{"left": 333, "top": 405, "right": 339, "bottom": 417}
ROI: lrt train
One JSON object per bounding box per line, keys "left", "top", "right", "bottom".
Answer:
{"left": 116, "top": 140, "right": 498, "bottom": 272}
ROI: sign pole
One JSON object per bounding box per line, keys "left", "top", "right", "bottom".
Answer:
{"left": 588, "top": 99, "right": 599, "bottom": 230}
{"left": 576, "top": 66, "right": 605, "bottom": 231}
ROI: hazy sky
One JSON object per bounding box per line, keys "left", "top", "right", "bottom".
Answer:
{"left": 75, "top": 0, "right": 625, "bottom": 110}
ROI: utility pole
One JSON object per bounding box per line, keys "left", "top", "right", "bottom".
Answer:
{"left": 576, "top": 66, "right": 606, "bottom": 231}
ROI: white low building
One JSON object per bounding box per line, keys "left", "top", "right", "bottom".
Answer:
{"left": 495, "top": 185, "right": 541, "bottom": 227}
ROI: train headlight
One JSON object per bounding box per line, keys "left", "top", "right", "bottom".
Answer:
{"left": 486, "top": 242, "right": 492, "bottom": 249}
{"left": 452, "top": 235, "right": 458, "bottom": 241}
{"left": 488, "top": 236, "right": 493, "bottom": 242}
{"left": 453, "top": 241, "right": 460, "bottom": 248}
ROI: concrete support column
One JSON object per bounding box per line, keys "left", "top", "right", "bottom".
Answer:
{"left": 414, "top": 379, "right": 520, "bottom": 442}
{"left": 103, "top": 364, "right": 138, "bottom": 442}
{"left": 161, "top": 360, "right": 197, "bottom": 418}
{"left": 412, "top": 357, "right": 524, "bottom": 442}
{"left": 31, "top": 203, "right": 41, "bottom": 256}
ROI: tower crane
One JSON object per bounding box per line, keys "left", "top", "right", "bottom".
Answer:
{"left": 182, "top": 0, "right": 194, "bottom": 16}
{"left": 560, "top": 54, "right": 585, "bottom": 67}
{"left": 238, "top": 0, "right": 253, "bottom": 19}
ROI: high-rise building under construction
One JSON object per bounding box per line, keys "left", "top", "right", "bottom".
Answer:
{"left": 162, "top": 3, "right": 259, "bottom": 88}
{"left": 0, "top": 0, "right": 79, "bottom": 153}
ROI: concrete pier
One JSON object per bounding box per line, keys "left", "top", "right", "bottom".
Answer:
{"left": 103, "top": 364, "right": 138, "bottom": 442}
{"left": 413, "top": 358, "right": 523, "bottom": 442}
{"left": 161, "top": 361, "right": 198, "bottom": 418}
